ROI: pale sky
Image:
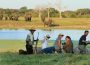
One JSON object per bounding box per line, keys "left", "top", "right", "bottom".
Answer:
{"left": 0, "top": 0, "right": 90, "bottom": 11}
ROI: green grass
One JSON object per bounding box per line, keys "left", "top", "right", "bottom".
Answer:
{"left": 0, "top": 52, "right": 90, "bottom": 65}
{"left": 0, "top": 40, "right": 53, "bottom": 52}
{"left": 0, "top": 40, "right": 25, "bottom": 52}
{"left": 0, "top": 40, "right": 90, "bottom": 52}
{"left": 0, "top": 40, "right": 90, "bottom": 65}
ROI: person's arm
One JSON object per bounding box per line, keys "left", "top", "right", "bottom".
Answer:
{"left": 56, "top": 40, "right": 61, "bottom": 49}
{"left": 82, "top": 40, "right": 90, "bottom": 45}
{"left": 63, "top": 43, "right": 66, "bottom": 49}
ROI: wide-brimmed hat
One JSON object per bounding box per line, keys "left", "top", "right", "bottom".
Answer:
{"left": 29, "top": 29, "right": 36, "bottom": 32}
{"left": 59, "top": 34, "right": 64, "bottom": 36}
{"left": 46, "top": 35, "right": 50, "bottom": 38}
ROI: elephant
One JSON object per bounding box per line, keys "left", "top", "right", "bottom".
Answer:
{"left": 9, "top": 15, "right": 13, "bottom": 20}
{"left": 5, "top": 16, "right": 8, "bottom": 20}
{"left": 9, "top": 15, "right": 19, "bottom": 21}
{"left": 43, "top": 18, "right": 53, "bottom": 27}
{"left": 4, "top": 15, "right": 9, "bottom": 20}
{"left": 13, "top": 15, "right": 19, "bottom": 21}
{"left": 0, "top": 14, "right": 3, "bottom": 20}
{"left": 25, "top": 14, "right": 32, "bottom": 22}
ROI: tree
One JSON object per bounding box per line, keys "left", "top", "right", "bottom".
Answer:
{"left": 62, "top": 11, "right": 76, "bottom": 18}
{"left": 19, "top": 6, "right": 28, "bottom": 14}
{"left": 4, "top": 9, "right": 11, "bottom": 16}
{"left": 49, "top": 8, "right": 59, "bottom": 17}
{"left": 76, "top": 9, "right": 90, "bottom": 16}
{"left": 55, "top": 0, "right": 62, "bottom": 18}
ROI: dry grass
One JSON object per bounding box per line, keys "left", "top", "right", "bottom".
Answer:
{"left": 0, "top": 18, "right": 90, "bottom": 29}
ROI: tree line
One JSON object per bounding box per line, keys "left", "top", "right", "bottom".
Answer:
{"left": 0, "top": 7, "right": 90, "bottom": 21}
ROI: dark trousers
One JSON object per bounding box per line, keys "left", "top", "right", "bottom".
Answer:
{"left": 26, "top": 45, "right": 33, "bottom": 54}
{"left": 42, "top": 46, "right": 55, "bottom": 54}
{"left": 26, "top": 41, "right": 33, "bottom": 54}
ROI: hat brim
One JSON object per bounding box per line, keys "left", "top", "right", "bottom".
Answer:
{"left": 47, "top": 36, "right": 50, "bottom": 38}
{"left": 29, "top": 29, "right": 36, "bottom": 31}
{"left": 59, "top": 34, "right": 64, "bottom": 36}
{"left": 61, "top": 35, "right": 64, "bottom": 36}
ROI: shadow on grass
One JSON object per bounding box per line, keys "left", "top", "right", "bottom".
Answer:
{"left": 50, "top": 24, "right": 60, "bottom": 27}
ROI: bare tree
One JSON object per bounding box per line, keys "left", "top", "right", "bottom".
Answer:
{"left": 46, "top": 2, "right": 52, "bottom": 19}
{"left": 35, "top": 5, "right": 46, "bottom": 19}
{"left": 47, "top": 8, "right": 50, "bottom": 19}
{"left": 55, "top": 0, "right": 62, "bottom": 18}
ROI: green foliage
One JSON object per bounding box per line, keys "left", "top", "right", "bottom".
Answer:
{"left": 49, "top": 8, "right": 59, "bottom": 17}
{"left": 19, "top": 6, "right": 28, "bottom": 15}
{"left": 0, "top": 7, "right": 90, "bottom": 18}
{"left": 76, "top": 9, "right": 90, "bottom": 16}
{"left": 62, "top": 11, "right": 77, "bottom": 18}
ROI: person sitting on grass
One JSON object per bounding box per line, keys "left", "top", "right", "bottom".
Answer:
{"left": 41, "top": 35, "right": 55, "bottom": 54}
{"left": 41, "top": 35, "right": 50, "bottom": 49}
{"left": 63, "top": 36, "right": 74, "bottom": 53}
{"left": 54, "top": 34, "right": 64, "bottom": 53}
{"left": 19, "top": 29, "right": 38, "bottom": 55}
{"left": 41, "top": 34, "right": 64, "bottom": 54}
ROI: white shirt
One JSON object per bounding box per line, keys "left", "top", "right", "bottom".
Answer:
{"left": 26, "top": 34, "right": 30, "bottom": 41}
{"left": 41, "top": 37, "right": 48, "bottom": 49}
{"left": 26, "top": 32, "right": 34, "bottom": 42}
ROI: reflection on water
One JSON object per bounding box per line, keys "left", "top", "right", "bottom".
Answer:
{"left": 0, "top": 29, "right": 90, "bottom": 41}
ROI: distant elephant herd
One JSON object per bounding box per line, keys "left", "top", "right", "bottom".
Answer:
{"left": 0, "top": 14, "right": 54, "bottom": 27}
{"left": 0, "top": 14, "right": 32, "bottom": 21}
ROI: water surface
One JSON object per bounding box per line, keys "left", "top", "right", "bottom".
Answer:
{"left": 0, "top": 29, "right": 90, "bottom": 41}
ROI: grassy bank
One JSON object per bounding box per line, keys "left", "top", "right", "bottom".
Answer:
{"left": 0, "top": 40, "right": 90, "bottom": 65}
{"left": 0, "top": 52, "right": 90, "bottom": 65}
{"left": 0, "top": 40, "right": 90, "bottom": 52}
{"left": 0, "top": 40, "right": 25, "bottom": 52}
{"left": 0, "top": 40, "right": 52, "bottom": 52}
{"left": 0, "top": 18, "right": 90, "bottom": 29}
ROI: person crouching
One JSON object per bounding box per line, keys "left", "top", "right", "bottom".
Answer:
{"left": 63, "top": 36, "right": 74, "bottom": 53}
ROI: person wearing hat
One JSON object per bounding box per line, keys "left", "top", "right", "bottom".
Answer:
{"left": 41, "top": 35, "right": 55, "bottom": 54}
{"left": 54, "top": 34, "right": 64, "bottom": 53}
{"left": 41, "top": 35, "right": 50, "bottom": 49}
{"left": 41, "top": 34, "right": 64, "bottom": 54}
{"left": 26, "top": 29, "right": 38, "bottom": 54}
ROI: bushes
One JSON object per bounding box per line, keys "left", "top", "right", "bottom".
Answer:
{"left": 0, "top": 7, "right": 90, "bottom": 18}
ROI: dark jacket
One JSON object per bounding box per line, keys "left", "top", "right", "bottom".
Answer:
{"left": 79, "top": 35, "right": 87, "bottom": 45}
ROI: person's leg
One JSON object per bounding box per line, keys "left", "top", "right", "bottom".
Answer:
{"left": 42, "top": 47, "right": 55, "bottom": 54}
{"left": 78, "top": 45, "right": 83, "bottom": 54}
{"left": 69, "top": 47, "right": 74, "bottom": 53}
{"left": 79, "top": 45, "right": 86, "bottom": 54}
{"left": 26, "top": 45, "right": 33, "bottom": 54}
{"left": 83, "top": 45, "right": 87, "bottom": 54}
{"left": 47, "top": 47, "right": 55, "bottom": 53}
{"left": 19, "top": 49, "right": 27, "bottom": 55}
{"left": 26, "top": 41, "right": 29, "bottom": 53}
{"left": 55, "top": 49, "right": 62, "bottom": 53}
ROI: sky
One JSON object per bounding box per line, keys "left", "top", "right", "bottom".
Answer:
{"left": 0, "top": 0, "right": 90, "bottom": 11}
